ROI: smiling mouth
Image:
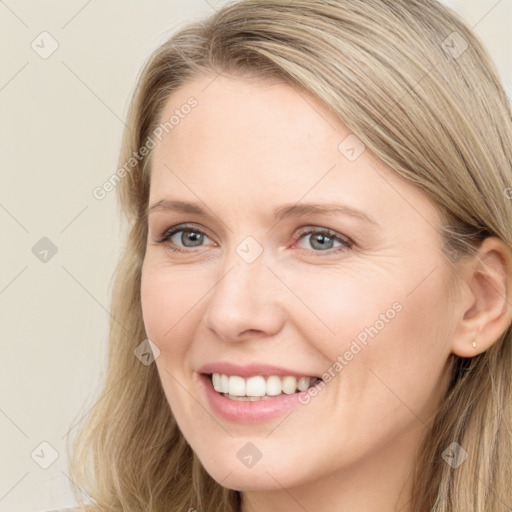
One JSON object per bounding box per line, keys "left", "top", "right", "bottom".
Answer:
{"left": 206, "top": 372, "right": 323, "bottom": 401}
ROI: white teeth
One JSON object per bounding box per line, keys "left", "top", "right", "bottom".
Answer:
{"left": 220, "top": 374, "right": 229, "bottom": 393}
{"left": 211, "top": 373, "right": 317, "bottom": 398}
{"left": 266, "top": 375, "right": 282, "bottom": 396}
{"left": 297, "top": 376, "right": 310, "bottom": 391}
{"left": 245, "top": 376, "right": 266, "bottom": 396}
{"left": 228, "top": 375, "right": 245, "bottom": 396}
{"left": 282, "top": 376, "right": 297, "bottom": 394}
{"left": 212, "top": 373, "right": 221, "bottom": 390}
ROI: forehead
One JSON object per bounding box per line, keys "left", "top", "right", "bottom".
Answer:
{"left": 149, "top": 74, "right": 442, "bottom": 230}
{"left": 154, "top": 74, "right": 343, "bottom": 167}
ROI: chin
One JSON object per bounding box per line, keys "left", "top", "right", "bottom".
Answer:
{"left": 194, "top": 444, "right": 314, "bottom": 492}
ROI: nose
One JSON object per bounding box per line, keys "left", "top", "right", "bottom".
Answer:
{"left": 201, "top": 248, "right": 286, "bottom": 343}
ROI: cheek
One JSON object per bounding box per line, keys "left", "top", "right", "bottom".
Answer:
{"left": 288, "top": 261, "right": 452, "bottom": 412}
{"left": 341, "top": 271, "right": 453, "bottom": 425}
{"left": 140, "top": 263, "right": 209, "bottom": 426}
{"left": 140, "top": 262, "right": 208, "bottom": 355}
{"left": 280, "top": 264, "right": 403, "bottom": 352}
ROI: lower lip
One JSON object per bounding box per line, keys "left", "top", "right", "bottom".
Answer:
{"left": 199, "top": 373, "right": 311, "bottom": 424}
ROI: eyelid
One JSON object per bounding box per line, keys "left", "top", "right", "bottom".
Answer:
{"left": 155, "top": 223, "right": 214, "bottom": 244}
{"left": 155, "top": 223, "right": 353, "bottom": 255}
{"left": 294, "top": 225, "right": 353, "bottom": 244}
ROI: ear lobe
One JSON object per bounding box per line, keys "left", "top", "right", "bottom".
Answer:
{"left": 450, "top": 236, "right": 512, "bottom": 358}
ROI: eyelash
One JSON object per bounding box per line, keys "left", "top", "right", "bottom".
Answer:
{"left": 155, "top": 223, "right": 353, "bottom": 256}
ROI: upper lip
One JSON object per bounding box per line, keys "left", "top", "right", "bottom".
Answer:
{"left": 198, "top": 362, "right": 321, "bottom": 379}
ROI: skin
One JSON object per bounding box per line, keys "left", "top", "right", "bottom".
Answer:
{"left": 140, "top": 73, "right": 512, "bottom": 512}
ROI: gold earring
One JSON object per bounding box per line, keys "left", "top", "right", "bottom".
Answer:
{"left": 472, "top": 338, "right": 477, "bottom": 348}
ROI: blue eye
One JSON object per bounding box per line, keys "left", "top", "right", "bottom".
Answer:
{"left": 294, "top": 228, "right": 353, "bottom": 255}
{"left": 156, "top": 224, "right": 353, "bottom": 255}
{"left": 157, "top": 224, "right": 212, "bottom": 252}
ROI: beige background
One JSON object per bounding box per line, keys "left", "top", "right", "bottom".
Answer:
{"left": 0, "top": 1, "right": 510, "bottom": 511}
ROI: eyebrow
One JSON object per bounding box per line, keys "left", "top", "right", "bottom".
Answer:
{"left": 147, "top": 199, "right": 378, "bottom": 226}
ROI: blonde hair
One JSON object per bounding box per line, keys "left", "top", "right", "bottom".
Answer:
{"left": 68, "top": 1, "right": 512, "bottom": 511}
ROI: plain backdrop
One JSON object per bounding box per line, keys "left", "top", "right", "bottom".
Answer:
{"left": 0, "top": 1, "right": 510, "bottom": 511}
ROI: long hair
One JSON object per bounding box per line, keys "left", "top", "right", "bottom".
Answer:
{"left": 68, "top": 1, "right": 512, "bottom": 510}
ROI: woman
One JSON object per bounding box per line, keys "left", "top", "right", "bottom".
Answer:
{"left": 68, "top": 1, "right": 512, "bottom": 511}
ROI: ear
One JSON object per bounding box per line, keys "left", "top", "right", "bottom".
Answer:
{"left": 451, "top": 236, "right": 512, "bottom": 358}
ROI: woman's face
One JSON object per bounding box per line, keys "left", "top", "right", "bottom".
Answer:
{"left": 141, "top": 74, "right": 456, "bottom": 492}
